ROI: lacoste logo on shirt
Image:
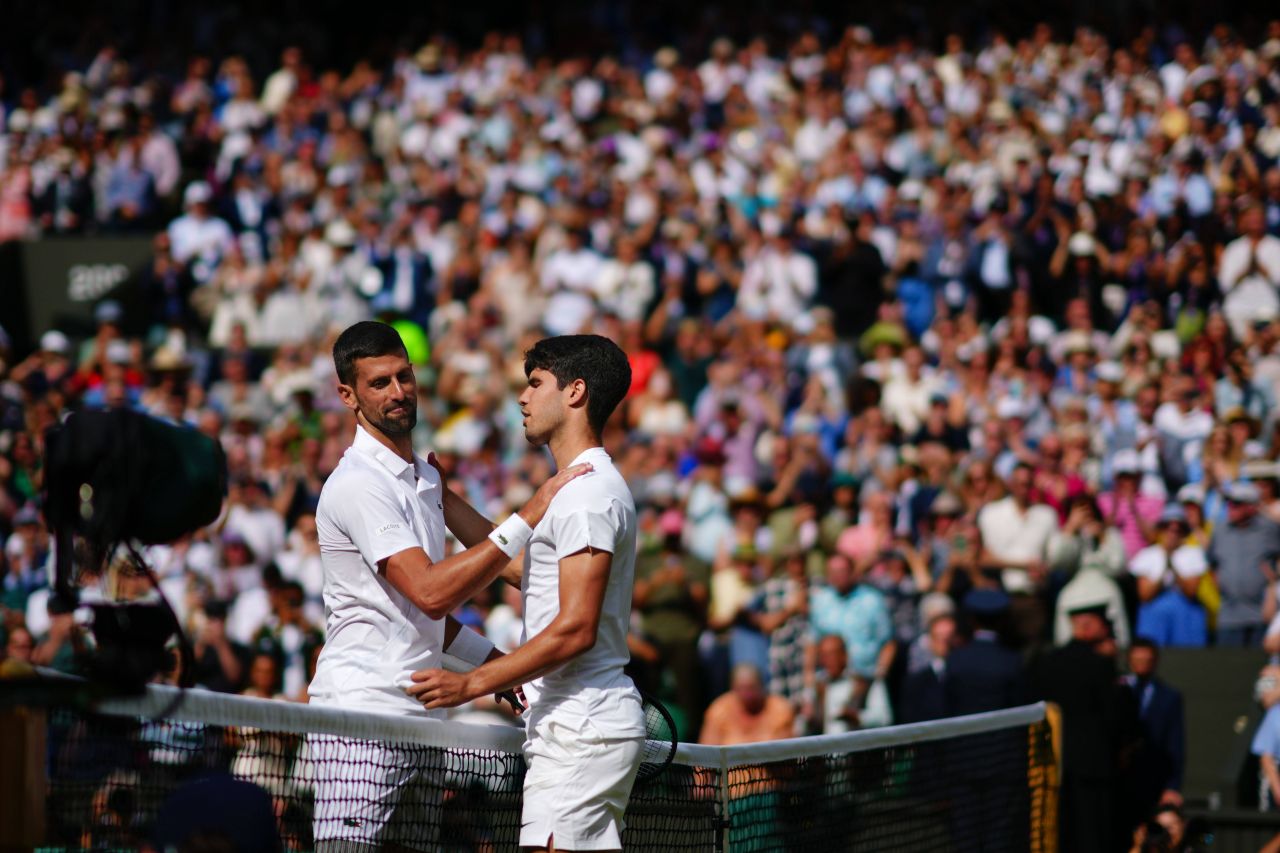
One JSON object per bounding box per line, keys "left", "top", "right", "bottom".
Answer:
{"left": 343, "top": 818, "right": 363, "bottom": 828}
{"left": 497, "top": 533, "right": 510, "bottom": 545}
{"left": 376, "top": 523, "right": 402, "bottom": 536}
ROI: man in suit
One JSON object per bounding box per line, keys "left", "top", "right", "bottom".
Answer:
{"left": 944, "top": 590, "right": 1028, "bottom": 852}
{"left": 1031, "top": 604, "right": 1136, "bottom": 853}
{"left": 945, "top": 589, "right": 1026, "bottom": 716}
{"left": 901, "top": 613, "right": 955, "bottom": 723}
{"left": 1121, "top": 638, "right": 1185, "bottom": 833}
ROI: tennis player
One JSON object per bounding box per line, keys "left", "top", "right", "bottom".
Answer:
{"left": 309, "top": 321, "right": 590, "bottom": 852}
{"left": 409, "top": 334, "right": 645, "bottom": 853}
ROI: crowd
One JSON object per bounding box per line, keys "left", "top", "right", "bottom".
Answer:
{"left": 8, "top": 14, "right": 1280, "bottom": 850}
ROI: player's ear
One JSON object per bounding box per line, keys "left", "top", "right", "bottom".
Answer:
{"left": 336, "top": 381, "right": 358, "bottom": 411}
{"left": 567, "top": 378, "right": 588, "bottom": 407}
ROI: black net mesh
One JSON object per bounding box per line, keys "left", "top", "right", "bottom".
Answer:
{"left": 719, "top": 724, "right": 1058, "bottom": 853}
{"left": 37, "top": 693, "right": 1053, "bottom": 852}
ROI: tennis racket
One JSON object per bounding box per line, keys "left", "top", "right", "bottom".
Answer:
{"left": 634, "top": 690, "right": 678, "bottom": 786}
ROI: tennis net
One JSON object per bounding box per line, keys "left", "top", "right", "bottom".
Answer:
{"left": 18, "top": 681, "right": 1055, "bottom": 851}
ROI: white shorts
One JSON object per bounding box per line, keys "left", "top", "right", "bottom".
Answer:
{"left": 307, "top": 734, "right": 443, "bottom": 850}
{"left": 520, "top": 720, "right": 643, "bottom": 851}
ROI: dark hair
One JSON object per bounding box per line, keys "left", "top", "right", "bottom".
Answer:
{"left": 523, "top": 335, "right": 632, "bottom": 436}
{"left": 332, "top": 321, "right": 407, "bottom": 386}
{"left": 1131, "top": 637, "right": 1159, "bottom": 656}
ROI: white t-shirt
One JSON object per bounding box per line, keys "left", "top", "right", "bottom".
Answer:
{"left": 311, "top": 425, "right": 448, "bottom": 716}
{"left": 976, "top": 497, "right": 1059, "bottom": 593}
{"left": 1129, "top": 544, "right": 1208, "bottom": 585}
{"left": 521, "top": 446, "right": 645, "bottom": 737}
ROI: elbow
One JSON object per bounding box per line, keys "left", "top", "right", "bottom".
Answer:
{"left": 559, "top": 623, "right": 598, "bottom": 659}
{"left": 415, "top": 589, "right": 453, "bottom": 621}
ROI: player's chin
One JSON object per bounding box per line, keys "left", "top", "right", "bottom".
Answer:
{"left": 379, "top": 411, "right": 417, "bottom": 434}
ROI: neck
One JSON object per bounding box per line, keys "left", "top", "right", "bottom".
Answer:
{"left": 360, "top": 414, "right": 414, "bottom": 464}
{"left": 548, "top": 425, "right": 599, "bottom": 470}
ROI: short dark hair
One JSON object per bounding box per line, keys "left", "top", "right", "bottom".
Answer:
{"left": 332, "top": 321, "right": 407, "bottom": 385}
{"left": 523, "top": 335, "right": 631, "bottom": 436}
{"left": 1130, "top": 637, "right": 1159, "bottom": 656}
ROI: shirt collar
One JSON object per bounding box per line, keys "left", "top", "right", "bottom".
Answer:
{"left": 352, "top": 424, "right": 429, "bottom": 484}
{"left": 567, "top": 445, "right": 610, "bottom": 468}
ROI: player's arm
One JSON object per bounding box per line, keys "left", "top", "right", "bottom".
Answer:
{"left": 381, "top": 464, "right": 590, "bottom": 619}
{"left": 408, "top": 546, "right": 612, "bottom": 707}
{"left": 431, "top": 454, "right": 527, "bottom": 588}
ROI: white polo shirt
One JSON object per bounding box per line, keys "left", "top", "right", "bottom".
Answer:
{"left": 521, "top": 446, "right": 645, "bottom": 738}
{"left": 311, "top": 425, "right": 448, "bottom": 716}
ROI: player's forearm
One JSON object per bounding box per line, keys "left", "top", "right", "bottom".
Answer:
{"left": 465, "top": 619, "right": 596, "bottom": 698}
{"left": 442, "top": 488, "right": 496, "bottom": 548}
{"left": 389, "top": 543, "right": 512, "bottom": 619}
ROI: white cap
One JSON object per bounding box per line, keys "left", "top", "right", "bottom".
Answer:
{"left": 1096, "top": 361, "right": 1124, "bottom": 383}
{"left": 40, "top": 330, "right": 70, "bottom": 354}
{"left": 1111, "top": 448, "right": 1141, "bottom": 475}
{"left": 105, "top": 339, "right": 132, "bottom": 364}
{"left": 1176, "top": 483, "right": 1205, "bottom": 505}
{"left": 183, "top": 181, "right": 212, "bottom": 207}
{"left": 995, "top": 396, "right": 1026, "bottom": 421}
{"left": 325, "top": 219, "right": 357, "bottom": 248}
{"left": 1172, "top": 547, "right": 1208, "bottom": 576}
{"left": 1067, "top": 231, "right": 1096, "bottom": 256}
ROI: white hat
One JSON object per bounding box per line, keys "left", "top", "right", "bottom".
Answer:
{"left": 995, "top": 396, "right": 1026, "bottom": 420}
{"left": 1062, "top": 329, "right": 1093, "bottom": 354}
{"left": 105, "top": 339, "right": 132, "bottom": 365}
{"left": 40, "top": 330, "right": 69, "bottom": 354}
{"left": 1067, "top": 231, "right": 1096, "bottom": 256}
{"left": 183, "top": 181, "right": 212, "bottom": 207}
{"left": 1092, "top": 114, "right": 1119, "bottom": 137}
{"left": 324, "top": 219, "right": 357, "bottom": 248}
{"left": 1225, "top": 481, "right": 1262, "bottom": 504}
{"left": 1096, "top": 361, "right": 1124, "bottom": 383}
{"left": 1171, "top": 547, "right": 1208, "bottom": 576}
{"left": 1176, "top": 483, "right": 1205, "bottom": 505}
{"left": 1111, "top": 448, "right": 1141, "bottom": 475}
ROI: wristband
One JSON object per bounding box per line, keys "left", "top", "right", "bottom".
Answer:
{"left": 445, "top": 626, "right": 496, "bottom": 668}
{"left": 488, "top": 513, "right": 533, "bottom": 559}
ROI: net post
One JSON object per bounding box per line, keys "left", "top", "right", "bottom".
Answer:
{"left": 0, "top": 705, "right": 47, "bottom": 847}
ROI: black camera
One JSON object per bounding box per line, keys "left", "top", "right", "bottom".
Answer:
{"left": 43, "top": 409, "right": 227, "bottom": 692}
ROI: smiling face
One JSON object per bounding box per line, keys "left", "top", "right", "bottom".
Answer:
{"left": 339, "top": 352, "right": 417, "bottom": 437}
{"left": 517, "top": 367, "right": 580, "bottom": 446}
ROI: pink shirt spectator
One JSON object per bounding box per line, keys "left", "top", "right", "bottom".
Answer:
{"left": 835, "top": 523, "right": 891, "bottom": 564}
{"left": 1097, "top": 492, "right": 1164, "bottom": 559}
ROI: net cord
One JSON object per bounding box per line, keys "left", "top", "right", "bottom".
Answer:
{"left": 87, "top": 681, "right": 1044, "bottom": 768}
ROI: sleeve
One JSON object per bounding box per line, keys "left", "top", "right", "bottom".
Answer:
{"left": 327, "top": 476, "right": 422, "bottom": 569}
{"left": 1128, "top": 548, "right": 1161, "bottom": 580}
{"left": 549, "top": 496, "right": 623, "bottom": 561}
{"left": 1254, "top": 706, "right": 1280, "bottom": 757}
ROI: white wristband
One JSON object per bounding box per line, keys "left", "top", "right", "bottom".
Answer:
{"left": 445, "top": 626, "right": 496, "bottom": 668}
{"left": 488, "top": 513, "right": 533, "bottom": 559}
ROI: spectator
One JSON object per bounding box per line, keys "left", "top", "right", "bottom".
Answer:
{"left": 806, "top": 551, "right": 893, "bottom": 688}
{"left": 1031, "top": 604, "right": 1135, "bottom": 853}
{"left": 945, "top": 589, "right": 1026, "bottom": 716}
{"left": 977, "top": 462, "right": 1058, "bottom": 641}
{"left": 1120, "top": 640, "right": 1186, "bottom": 831}
{"left": 901, "top": 613, "right": 956, "bottom": 723}
{"left": 1210, "top": 482, "right": 1280, "bottom": 646}
{"left": 700, "top": 662, "right": 795, "bottom": 746}
{"left": 191, "top": 600, "right": 248, "bottom": 693}
{"left": 1130, "top": 506, "right": 1209, "bottom": 647}
{"left": 809, "top": 633, "right": 892, "bottom": 734}
{"left": 2, "top": 624, "right": 35, "bottom": 666}
{"left": 1100, "top": 450, "right": 1164, "bottom": 561}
